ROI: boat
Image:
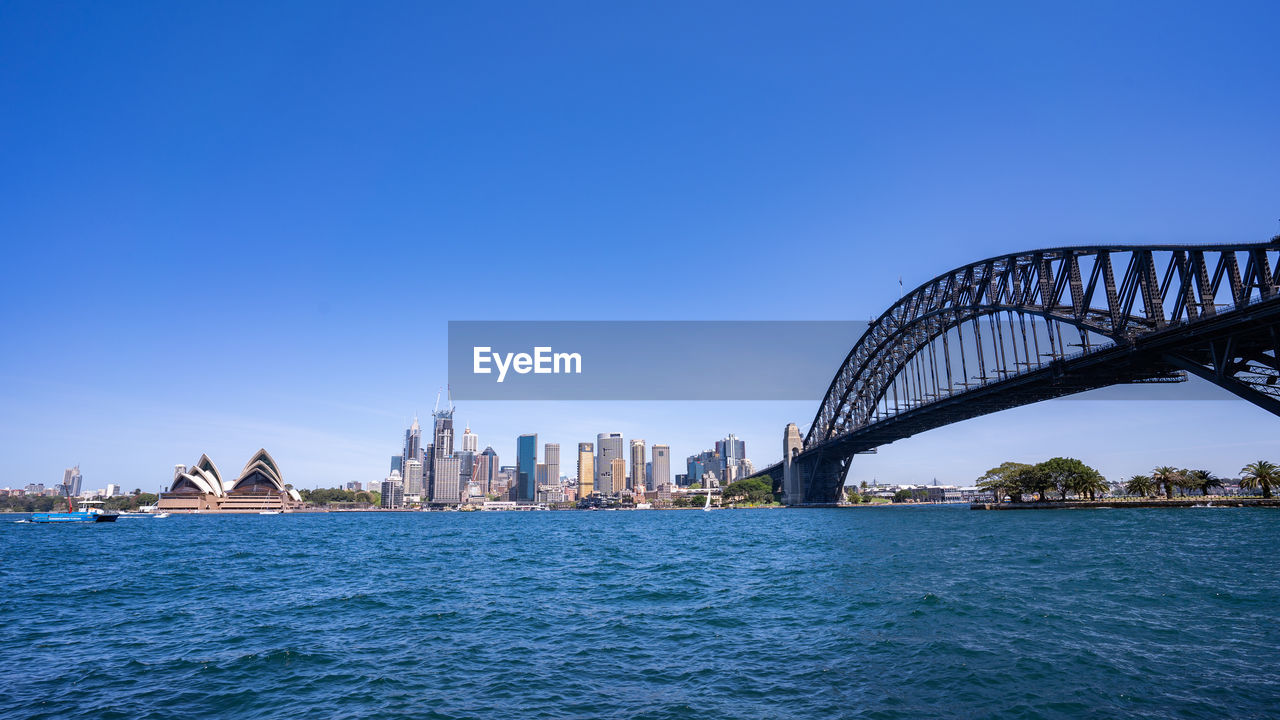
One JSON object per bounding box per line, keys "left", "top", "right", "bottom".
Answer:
{"left": 258, "top": 510, "right": 282, "bottom": 515}
{"left": 703, "top": 487, "right": 713, "bottom": 512}
{"left": 31, "top": 498, "right": 117, "bottom": 523}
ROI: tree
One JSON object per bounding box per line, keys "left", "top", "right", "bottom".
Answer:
{"left": 1150, "top": 466, "right": 1182, "bottom": 500}
{"left": 1184, "top": 469, "right": 1223, "bottom": 497}
{"left": 1240, "top": 460, "right": 1278, "bottom": 499}
{"left": 723, "top": 477, "right": 774, "bottom": 505}
{"left": 976, "top": 461, "right": 1031, "bottom": 502}
{"left": 1038, "top": 457, "right": 1105, "bottom": 500}
{"left": 1124, "top": 475, "right": 1157, "bottom": 498}
{"left": 1014, "top": 464, "right": 1055, "bottom": 502}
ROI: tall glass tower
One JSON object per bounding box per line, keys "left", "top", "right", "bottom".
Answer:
{"left": 516, "top": 434, "right": 537, "bottom": 502}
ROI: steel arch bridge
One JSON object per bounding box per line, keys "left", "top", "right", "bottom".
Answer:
{"left": 752, "top": 237, "right": 1280, "bottom": 505}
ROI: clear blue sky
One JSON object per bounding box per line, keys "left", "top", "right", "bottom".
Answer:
{"left": 2, "top": 1, "right": 1278, "bottom": 492}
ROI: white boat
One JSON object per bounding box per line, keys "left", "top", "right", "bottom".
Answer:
{"left": 703, "top": 488, "right": 713, "bottom": 512}
{"left": 152, "top": 512, "right": 170, "bottom": 518}
{"left": 258, "top": 510, "right": 282, "bottom": 515}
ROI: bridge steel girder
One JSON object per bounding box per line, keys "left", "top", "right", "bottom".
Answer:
{"left": 749, "top": 239, "right": 1280, "bottom": 506}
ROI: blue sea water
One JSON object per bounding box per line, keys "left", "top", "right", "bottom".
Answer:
{"left": 2, "top": 506, "right": 1278, "bottom": 720}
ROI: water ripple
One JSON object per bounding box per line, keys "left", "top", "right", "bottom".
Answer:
{"left": 2, "top": 508, "right": 1279, "bottom": 719}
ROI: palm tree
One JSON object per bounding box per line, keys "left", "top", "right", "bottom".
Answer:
{"left": 1151, "top": 466, "right": 1181, "bottom": 500}
{"left": 1239, "top": 460, "right": 1278, "bottom": 499}
{"left": 1184, "top": 469, "right": 1223, "bottom": 497}
{"left": 1125, "top": 474, "right": 1156, "bottom": 498}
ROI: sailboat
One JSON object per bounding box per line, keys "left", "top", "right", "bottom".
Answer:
{"left": 258, "top": 493, "right": 281, "bottom": 515}
{"left": 703, "top": 487, "right": 713, "bottom": 512}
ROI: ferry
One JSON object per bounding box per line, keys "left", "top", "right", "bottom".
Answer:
{"left": 31, "top": 499, "right": 118, "bottom": 523}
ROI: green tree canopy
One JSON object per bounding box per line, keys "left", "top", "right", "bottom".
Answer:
{"left": 723, "top": 477, "right": 774, "bottom": 505}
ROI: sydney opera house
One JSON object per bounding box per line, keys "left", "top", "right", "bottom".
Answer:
{"left": 157, "top": 448, "right": 302, "bottom": 513}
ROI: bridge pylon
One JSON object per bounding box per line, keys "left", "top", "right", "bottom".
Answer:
{"left": 782, "top": 423, "right": 847, "bottom": 506}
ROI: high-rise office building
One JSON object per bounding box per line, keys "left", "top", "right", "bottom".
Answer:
{"left": 390, "top": 455, "right": 403, "bottom": 475}
{"left": 536, "top": 463, "right": 549, "bottom": 486}
{"left": 381, "top": 470, "right": 403, "bottom": 509}
{"left": 596, "top": 433, "right": 624, "bottom": 489}
{"left": 460, "top": 426, "right": 478, "bottom": 453}
{"left": 404, "top": 417, "right": 421, "bottom": 466}
{"left": 716, "top": 434, "right": 745, "bottom": 463}
{"left": 475, "top": 447, "right": 499, "bottom": 494}
{"left": 404, "top": 458, "right": 424, "bottom": 496}
{"left": 651, "top": 445, "right": 671, "bottom": 490}
{"left": 433, "top": 411, "right": 454, "bottom": 459}
{"left": 105, "top": 483, "right": 119, "bottom": 497}
{"left": 629, "top": 439, "right": 646, "bottom": 490}
{"left": 517, "top": 434, "right": 537, "bottom": 502}
{"left": 432, "top": 456, "right": 462, "bottom": 504}
{"left": 577, "top": 443, "right": 594, "bottom": 496}
{"left": 609, "top": 458, "right": 626, "bottom": 495}
{"left": 544, "top": 443, "right": 560, "bottom": 485}
{"left": 60, "top": 466, "right": 82, "bottom": 497}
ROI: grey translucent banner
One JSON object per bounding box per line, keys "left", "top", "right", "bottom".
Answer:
{"left": 449, "top": 319, "right": 1233, "bottom": 403}
{"left": 448, "top": 321, "right": 866, "bottom": 400}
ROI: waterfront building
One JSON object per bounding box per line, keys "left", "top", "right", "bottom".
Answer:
{"left": 651, "top": 445, "right": 670, "bottom": 491}
{"left": 609, "top": 457, "right": 626, "bottom": 495}
{"left": 460, "top": 426, "right": 478, "bottom": 453}
{"left": 517, "top": 434, "right": 537, "bottom": 502}
{"left": 629, "top": 439, "right": 646, "bottom": 491}
{"left": 432, "top": 455, "right": 462, "bottom": 504}
{"left": 158, "top": 449, "right": 302, "bottom": 513}
{"left": 404, "top": 458, "right": 424, "bottom": 496}
{"left": 577, "top": 443, "right": 594, "bottom": 496}
{"left": 380, "top": 476, "right": 403, "bottom": 509}
{"left": 596, "top": 433, "right": 624, "bottom": 489}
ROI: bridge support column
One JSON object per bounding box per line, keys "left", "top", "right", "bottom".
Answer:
{"left": 782, "top": 424, "right": 803, "bottom": 504}
{"left": 783, "top": 423, "right": 849, "bottom": 506}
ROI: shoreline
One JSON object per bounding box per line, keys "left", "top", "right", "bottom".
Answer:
{"left": 971, "top": 498, "right": 1280, "bottom": 510}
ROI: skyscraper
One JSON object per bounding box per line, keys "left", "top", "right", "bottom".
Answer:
{"left": 429, "top": 398, "right": 455, "bottom": 501}
{"left": 432, "top": 456, "right": 462, "bottom": 504}
{"left": 596, "top": 433, "right": 624, "bottom": 490}
{"left": 381, "top": 470, "right": 403, "bottom": 509}
{"left": 651, "top": 445, "right": 671, "bottom": 490}
{"left": 544, "top": 443, "right": 560, "bottom": 485}
{"left": 475, "top": 447, "right": 499, "bottom": 495}
{"left": 404, "top": 418, "right": 421, "bottom": 467}
{"left": 609, "top": 457, "right": 626, "bottom": 495}
{"left": 460, "top": 426, "right": 478, "bottom": 453}
{"left": 404, "top": 458, "right": 424, "bottom": 496}
{"left": 629, "top": 439, "right": 646, "bottom": 491}
{"left": 517, "top": 434, "right": 537, "bottom": 502}
{"left": 577, "top": 443, "right": 594, "bottom": 496}
{"left": 60, "top": 465, "right": 82, "bottom": 497}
